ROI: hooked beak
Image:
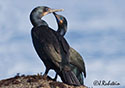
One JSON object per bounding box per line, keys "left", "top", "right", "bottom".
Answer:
{"left": 49, "top": 8, "right": 64, "bottom": 13}
{"left": 43, "top": 8, "right": 64, "bottom": 16}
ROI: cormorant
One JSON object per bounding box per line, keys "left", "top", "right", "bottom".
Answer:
{"left": 30, "top": 6, "right": 80, "bottom": 85}
{"left": 53, "top": 12, "right": 86, "bottom": 85}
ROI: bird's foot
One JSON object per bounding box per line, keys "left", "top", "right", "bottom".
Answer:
{"left": 42, "top": 74, "right": 47, "bottom": 80}
{"left": 53, "top": 75, "right": 57, "bottom": 81}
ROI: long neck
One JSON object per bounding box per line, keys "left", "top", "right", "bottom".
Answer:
{"left": 30, "top": 12, "right": 48, "bottom": 27}
{"left": 54, "top": 14, "right": 67, "bottom": 36}
{"left": 57, "top": 27, "right": 66, "bottom": 36}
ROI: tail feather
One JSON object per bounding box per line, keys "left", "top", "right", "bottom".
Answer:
{"left": 78, "top": 72, "right": 84, "bottom": 85}
{"left": 61, "top": 70, "right": 81, "bottom": 86}
{"left": 70, "top": 64, "right": 84, "bottom": 85}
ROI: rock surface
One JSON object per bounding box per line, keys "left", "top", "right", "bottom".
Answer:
{"left": 0, "top": 74, "right": 87, "bottom": 88}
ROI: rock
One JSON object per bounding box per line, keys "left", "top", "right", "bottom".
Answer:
{"left": 0, "top": 74, "right": 87, "bottom": 88}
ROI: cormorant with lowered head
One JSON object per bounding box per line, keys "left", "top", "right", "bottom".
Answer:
{"left": 53, "top": 12, "right": 86, "bottom": 85}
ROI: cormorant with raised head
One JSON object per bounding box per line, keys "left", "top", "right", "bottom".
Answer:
{"left": 53, "top": 12, "right": 86, "bottom": 85}
{"left": 30, "top": 6, "right": 80, "bottom": 85}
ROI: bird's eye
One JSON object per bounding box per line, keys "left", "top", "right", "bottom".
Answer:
{"left": 44, "top": 7, "right": 49, "bottom": 12}
{"left": 60, "top": 17, "right": 63, "bottom": 20}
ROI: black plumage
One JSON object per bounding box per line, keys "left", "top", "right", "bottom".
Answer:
{"left": 30, "top": 6, "right": 80, "bottom": 85}
{"left": 53, "top": 12, "right": 86, "bottom": 85}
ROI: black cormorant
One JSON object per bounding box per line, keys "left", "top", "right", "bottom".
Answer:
{"left": 30, "top": 6, "right": 80, "bottom": 85}
{"left": 53, "top": 12, "right": 86, "bottom": 85}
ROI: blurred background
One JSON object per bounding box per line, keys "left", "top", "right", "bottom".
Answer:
{"left": 0, "top": 0, "right": 125, "bottom": 88}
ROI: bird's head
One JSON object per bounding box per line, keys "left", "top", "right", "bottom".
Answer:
{"left": 30, "top": 6, "right": 63, "bottom": 19}
{"left": 53, "top": 12, "right": 67, "bottom": 36}
{"left": 30, "top": 6, "right": 63, "bottom": 27}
